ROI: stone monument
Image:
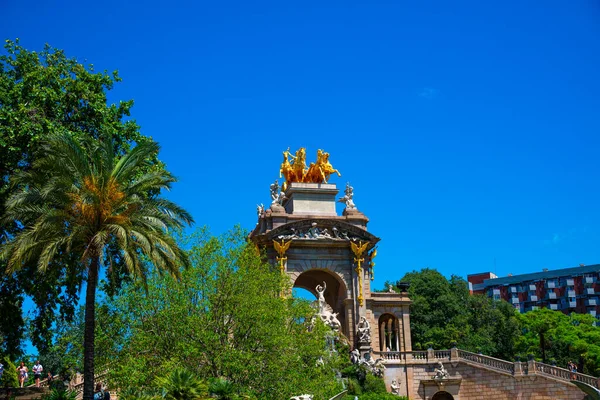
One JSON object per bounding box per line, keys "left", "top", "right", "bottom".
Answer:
{"left": 249, "top": 147, "right": 412, "bottom": 395}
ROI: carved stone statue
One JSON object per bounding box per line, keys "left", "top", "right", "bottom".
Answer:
{"left": 256, "top": 203, "right": 264, "bottom": 217}
{"left": 390, "top": 379, "right": 401, "bottom": 395}
{"left": 359, "top": 356, "right": 386, "bottom": 378}
{"left": 316, "top": 281, "right": 327, "bottom": 314}
{"left": 314, "top": 281, "right": 342, "bottom": 331}
{"left": 357, "top": 316, "right": 371, "bottom": 344}
{"left": 388, "top": 284, "right": 395, "bottom": 293}
{"left": 337, "top": 182, "right": 356, "bottom": 209}
{"left": 350, "top": 349, "right": 360, "bottom": 364}
{"left": 270, "top": 180, "right": 286, "bottom": 206}
{"left": 433, "top": 361, "right": 449, "bottom": 380}
{"left": 290, "top": 395, "right": 313, "bottom": 400}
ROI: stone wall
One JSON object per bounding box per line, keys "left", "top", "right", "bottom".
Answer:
{"left": 408, "top": 362, "right": 585, "bottom": 400}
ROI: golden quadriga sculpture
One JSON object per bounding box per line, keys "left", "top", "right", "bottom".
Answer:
{"left": 279, "top": 147, "right": 341, "bottom": 191}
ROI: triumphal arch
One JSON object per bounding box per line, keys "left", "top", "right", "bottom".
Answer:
{"left": 249, "top": 148, "right": 413, "bottom": 392}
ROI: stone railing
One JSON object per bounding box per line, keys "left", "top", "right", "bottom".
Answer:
{"left": 457, "top": 349, "right": 515, "bottom": 375}
{"left": 532, "top": 361, "right": 599, "bottom": 388}
{"left": 72, "top": 370, "right": 109, "bottom": 400}
{"left": 374, "top": 348, "right": 600, "bottom": 389}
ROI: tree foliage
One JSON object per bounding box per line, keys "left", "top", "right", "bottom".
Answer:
{"left": 390, "top": 268, "right": 600, "bottom": 376}
{"left": 516, "top": 308, "right": 600, "bottom": 375}
{"left": 0, "top": 39, "right": 162, "bottom": 358}
{"left": 1, "top": 133, "right": 192, "bottom": 400}
{"left": 391, "top": 268, "right": 520, "bottom": 359}
{"left": 83, "top": 228, "right": 345, "bottom": 400}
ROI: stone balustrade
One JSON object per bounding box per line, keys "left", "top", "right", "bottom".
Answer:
{"left": 374, "top": 348, "right": 600, "bottom": 389}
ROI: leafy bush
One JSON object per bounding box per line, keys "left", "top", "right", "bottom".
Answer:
{"left": 346, "top": 378, "right": 362, "bottom": 395}
{"left": 40, "top": 389, "right": 77, "bottom": 400}
{"left": 0, "top": 358, "right": 18, "bottom": 388}
{"left": 154, "top": 369, "right": 208, "bottom": 400}
{"left": 209, "top": 377, "right": 235, "bottom": 400}
{"left": 362, "top": 375, "right": 387, "bottom": 394}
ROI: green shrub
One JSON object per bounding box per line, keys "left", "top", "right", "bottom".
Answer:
{"left": 362, "top": 375, "right": 387, "bottom": 394}
{"left": 347, "top": 378, "right": 362, "bottom": 395}
{"left": 208, "top": 377, "right": 235, "bottom": 400}
{"left": 40, "top": 389, "right": 77, "bottom": 400}
{"left": 155, "top": 369, "right": 207, "bottom": 400}
{"left": 1, "top": 358, "right": 19, "bottom": 388}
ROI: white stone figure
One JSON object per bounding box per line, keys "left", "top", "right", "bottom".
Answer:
{"left": 270, "top": 180, "right": 287, "bottom": 205}
{"left": 350, "top": 349, "right": 360, "bottom": 364}
{"left": 337, "top": 182, "right": 357, "bottom": 209}
{"left": 357, "top": 316, "right": 371, "bottom": 343}
{"left": 390, "top": 379, "right": 400, "bottom": 395}
{"left": 433, "top": 361, "right": 449, "bottom": 380}
{"left": 256, "top": 203, "right": 264, "bottom": 217}
{"left": 290, "top": 395, "right": 313, "bottom": 400}
{"left": 270, "top": 180, "right": 280, "bottom": 202}
{"left": 388, "top": 284, "right": 395, "bottom": 293}
{"left": 316, "top": 281, "right": 327, "bottom": 314}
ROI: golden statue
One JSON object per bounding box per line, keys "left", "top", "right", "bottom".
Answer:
{"left": 279, "top": 147, "right": 341, "bottom": 189}
{"left": 305, "top": 149, "right": 341, "bottom": 184}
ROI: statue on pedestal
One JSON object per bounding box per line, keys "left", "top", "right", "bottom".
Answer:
{"left": 270, "top": 180, "right": 286, "bottom": 206}
{"left": 357, "top": 316, "right": 371, "bottom": 344}
{"left": 433, "top": 361, "right": 449, "bottom": 380}
{"left": 338, "top": 182, "right": 356, "bottom": 209}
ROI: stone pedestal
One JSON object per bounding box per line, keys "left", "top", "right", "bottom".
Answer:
{"left": 283, "top": 183, "right": 338, "bottom": 216}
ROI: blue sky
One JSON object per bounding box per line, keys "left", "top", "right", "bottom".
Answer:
{"left": 2, "top": 0, "right": 600, "bottom": 292}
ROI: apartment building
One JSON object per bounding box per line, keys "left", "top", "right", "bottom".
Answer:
{"left": 467, "top": 264, "right": 600, "bottom": 318}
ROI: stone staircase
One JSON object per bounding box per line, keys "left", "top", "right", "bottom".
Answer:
{"left": 375, "top": 347, "right": 600, "bottom": 389}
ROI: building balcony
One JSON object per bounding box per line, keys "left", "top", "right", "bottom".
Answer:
{"left": 568, "top": 290, "right": 576, "bottom": 297}
{"left": 493, "top": 289, "right": 501, "bottom": 295}
{"left": 549, "top": 304, "right": 559, "bottom": 310}
{"left": 587, "top": 288, "right": 596, "bottom": 295}
{"left": 530, "top": 295, "right": 538, "bottom": 302}
{"left": 547, "top": 292, "right": 557, "bottom": 300}
{"left": 511, "top": 297, "right": 519, "bottom": 304}
{"left": 568, "top": 301, "right": 577, "bottom": 308}
{"left": 510, "top": 286, "right": 517, "bottom": 293}
{"left": 567, "top": 279, "right": 575, "bottom": 286}
{"left": 546, "top": 281, "right": 557, "bottom": 289}
{"left": 529, "top": 284, "right": 536, "bottom": 291}
{"left": 590, "top": 310, "right": 597, "bottom": 317}
{"left": 586, "top": 299, "right": 598, "bottom": 306}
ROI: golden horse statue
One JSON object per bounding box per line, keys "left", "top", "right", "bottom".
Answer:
{"left": 305, "top": 149, "right": 341, "bottom": 183}
{"left": 279, "top": 147, "right": 340, "bottom": 188}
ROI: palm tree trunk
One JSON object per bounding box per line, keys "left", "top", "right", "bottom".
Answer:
{"left": 83, "top": 256, "right": 99, "bottom": 400}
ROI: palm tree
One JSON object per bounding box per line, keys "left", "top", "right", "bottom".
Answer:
{"left": 1, "top": 133, "right": 193, "bottom": 400}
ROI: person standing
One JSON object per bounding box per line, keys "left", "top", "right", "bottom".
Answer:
{"left": 93, "top": 383, "right": 104, "bottom": 400}
{"left": 32, "top": 360, "right": 43, "bottom": 387}
{"left": 17, "top": 362, "right": 28, "bottom": 388}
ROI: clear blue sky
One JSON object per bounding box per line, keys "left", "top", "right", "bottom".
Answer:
{"left": 2, "top": 0, "right": 600, "bottom": 291}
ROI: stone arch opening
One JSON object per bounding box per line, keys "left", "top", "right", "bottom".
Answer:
{"left": 431, "top": 391, "right": 454, "bottom": 400}
{"left": 378, "top": 313, "right": 399, "bottom": 351}
{"left": 293, "top": 269, "right": 349, "bottom": 335}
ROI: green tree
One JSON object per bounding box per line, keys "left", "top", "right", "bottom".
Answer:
{"left": 517, "top": 309, "right": 600, "bottom": 375}
{"left": 0, "top": 39, "right": 162, "bottom": 357}
{"left": 0, "top": 357, "right": 18, "bottom": 388}
{"left": 1, "top": 133, "right": 193, "bottom": 400}
{"left": 391, "top": 268, "right": 520, "bottom": 359}
{"left": 101, "top": 228, "right": 343, "bottom": 400}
